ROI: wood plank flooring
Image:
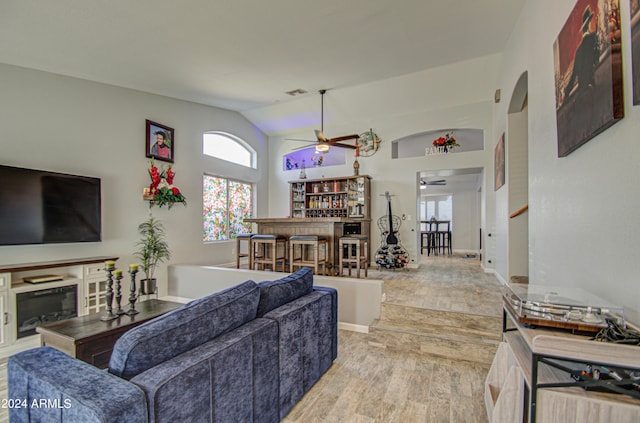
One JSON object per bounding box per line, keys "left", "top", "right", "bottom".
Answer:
{"left": 0, "top": 254, "right": 503, "bottom": 423}
{"left": 284, "top": 330, "right": 492, "bottom": 423}
{"left": 283, "top": 254, "right": 503, "bottom": 422}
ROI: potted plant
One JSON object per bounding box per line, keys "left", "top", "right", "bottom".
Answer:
{"left": 134, "top": 216, "right": 171, "bottom": 296}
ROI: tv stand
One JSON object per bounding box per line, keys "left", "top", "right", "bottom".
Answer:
{"left": 0, "top": 256, "right": 118, "bottom": 348}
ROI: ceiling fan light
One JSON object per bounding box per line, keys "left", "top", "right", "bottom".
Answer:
{"left": 315, "top": 143, "right": 330, "bottom": 153}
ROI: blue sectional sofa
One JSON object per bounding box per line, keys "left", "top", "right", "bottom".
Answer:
{"left": 8, "top": 267, "right": 337, "bottom": 423}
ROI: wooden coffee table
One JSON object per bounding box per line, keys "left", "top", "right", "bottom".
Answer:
{"left": 36, "top": 299, "right": 182, "bottom": 368}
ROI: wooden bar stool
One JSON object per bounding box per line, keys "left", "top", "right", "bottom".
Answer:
{"left": 251, "top": 235, "right": 287, "bottom": 272}
{"left": 289, "top": 235, "right": 329, "bottom": 275}
{"left": 338, "top": 235, "right": 368, "bottom": 278}
{"left": 235, "top": 233, "right": 254, "bottom": 268}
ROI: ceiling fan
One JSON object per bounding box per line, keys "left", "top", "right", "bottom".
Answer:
{"left": 420, "top": 179, "right": 447, "bottom": 187}
{"left": 288, "top": 89, "right": 358, "bottom": 152}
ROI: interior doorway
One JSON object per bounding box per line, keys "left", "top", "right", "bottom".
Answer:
{"left": 416, "top": 167, "right": 483, "bottom": 256}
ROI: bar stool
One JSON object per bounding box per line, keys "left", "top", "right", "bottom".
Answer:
{"left": 289, "top": 235, "right": 329, "bottom": 275}
{"left": 421, "top": 231, "right": 438, "bottom": 255}
{"left": 338, "top": 235, "right": 368, "bottom": 278}
{"left": 235, "top": 233, "right": 254, "bottom": 268}
{"left": 437, "top": 222, "right": 451, "bottom": 255}
{"left": 251, "top": 235, "right": 287, "bottom": 272}
{"left": 423, "top": 221, "right": 439, "bottom": 256}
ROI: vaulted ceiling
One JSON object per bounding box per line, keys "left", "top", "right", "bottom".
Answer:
{"left": 1, "top": 0, "right": 524, "bottom": 132}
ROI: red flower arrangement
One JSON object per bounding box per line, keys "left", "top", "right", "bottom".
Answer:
{"left": 432, "top": 133, "right": 459, "bottom": 151}
{"left": 145, "top": 159, "right": 186, "bottom": 208}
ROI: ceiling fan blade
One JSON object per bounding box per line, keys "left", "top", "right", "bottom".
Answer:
{"left": 290, "top": 144, "right": 316, "bottom": 151}
{"left": 286, "top": 138, "right": 316, "bottom": 143}
{"left": 328, "top": 134, "right": 359, "bottom": 143}
{"left": 330, "top": 143, "right": 357, "bottom": 149}
{"left": 421, "top": 179, "right": 447, "bottom": 185}
{"left": 314, "top": 129, "right": 328, "bottom": 142}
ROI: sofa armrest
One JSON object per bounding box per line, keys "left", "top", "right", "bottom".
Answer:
{"left": 263, "top": 289, "right": 337, "bottom": 418}
{"left": 313, "top": 286, "right": 338, "bottom": 360}
{"left": 9, "top": 347, "right": 148, "bottom": 423}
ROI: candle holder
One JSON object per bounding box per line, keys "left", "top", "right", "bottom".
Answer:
{"left": 126, "top": 266, "right": 140, "bottom": 315}
{"left": 100, "top": 265, "right": 118, "bottom": 321}
{"left": 114, "top": 272, "right": 125, "bottom": 315}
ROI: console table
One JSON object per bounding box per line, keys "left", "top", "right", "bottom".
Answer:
{"left": 37, "top": 299, "right": 182, "bottom": 368}
{"left": 485, "top": 304, "right": 640, "bottom": 422}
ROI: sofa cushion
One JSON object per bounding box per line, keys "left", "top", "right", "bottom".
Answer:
{"left": 257, "top": 267, "right": 313, "bottom": 317}
{"left": 109, "top": 280, "right": 260, "bottom": 380}
{"left": 131, "top": 318, "right": 279, "bottom": 423}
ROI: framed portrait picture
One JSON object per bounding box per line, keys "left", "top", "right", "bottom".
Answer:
{"left": 495, "top": 133, "right": 505, "bottom": 191}
{"left": 553, "top": 0, "right": 623, "bottom": 157}
{"left": 146, "top": 120, "right": 174, "bottom": 163}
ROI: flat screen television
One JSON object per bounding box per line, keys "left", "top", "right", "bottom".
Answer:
{"left": 0, "top": 165, "right": 102, "bottom": 246}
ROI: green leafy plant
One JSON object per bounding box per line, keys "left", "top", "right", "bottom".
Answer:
{"left": 134, "top": 216, "right": 171, "bottom": 282}
{"left": 154, "top": 186, "right": 186, "bottom": 208}
{"left": 147, "top": 159, "right": 187, "bottom": 209}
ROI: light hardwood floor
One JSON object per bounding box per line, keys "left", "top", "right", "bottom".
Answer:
{"left": 0, "top": 253, "right": 503, "bottom": 423}
{"left": 284, "top": 254, "right": 503, "bottom": 423}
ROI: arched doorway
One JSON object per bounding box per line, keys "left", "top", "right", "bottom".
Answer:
{"left": 507, "top": 72, "right": 529, "bottom": 281}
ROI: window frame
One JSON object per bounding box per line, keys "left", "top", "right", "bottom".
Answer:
{"left": 202, "top": 173, "right": 254, "bottom": 242}
{"left": 202, "top": 131, "right": 257, "bottom": 169}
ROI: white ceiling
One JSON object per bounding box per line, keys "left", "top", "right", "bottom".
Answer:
{"left": 0, "top": 0, "right": 525, "bottom": 128}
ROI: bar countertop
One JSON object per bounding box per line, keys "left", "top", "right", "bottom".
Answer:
{"left": 245, "top": 217, "right": 370, "bottom": 223}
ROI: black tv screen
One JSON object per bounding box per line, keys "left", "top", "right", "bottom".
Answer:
{"left": 0, "top": 165, "right": 102, "bottom": 246}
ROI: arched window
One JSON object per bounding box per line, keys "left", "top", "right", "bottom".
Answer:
{"left": 203, "top": 132, "right": 255, "bottom": 168}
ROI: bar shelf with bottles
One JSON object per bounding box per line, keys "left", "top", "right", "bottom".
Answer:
{"left": 289, "top": 175, "right": 371, "bottom": 219}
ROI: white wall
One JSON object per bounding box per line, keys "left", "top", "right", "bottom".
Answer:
{"left": 0, "top": 63, "right": 269, "bottom": 296}
{"left": 452, "top": 190, "right": 480, "bottom": 252}
{"left": 496, "top": 0, "right": 640, "bottom": 324}
{"left": 419, "top": 190, "right": 480, "bottom": 252}
{"left": 168, "top": 265, "right": 383, "bottom": 330}
{"left": 508, "top": 105, "right": 529, "bottom": 278}
{"left": 263, "top": 56, "right": 500, "bottom": 267}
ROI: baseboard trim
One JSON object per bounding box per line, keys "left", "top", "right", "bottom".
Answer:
{"left": 339, "top": 322, "right": 369, "bottom": 333}
{"left": 494, "top": 272, "right": 508, "bottom": 286}
{"left": 159, "top": 295, "right": 191, "bottom": 304}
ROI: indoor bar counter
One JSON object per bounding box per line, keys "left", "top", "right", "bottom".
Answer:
{"left": 244, "top": 217, "right": 371, "bottom": 274}
{"left": 248, "top": 175, "right": 373, "bottom": 274}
